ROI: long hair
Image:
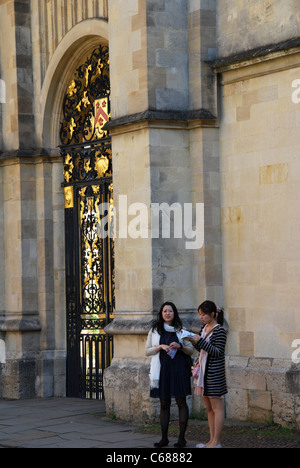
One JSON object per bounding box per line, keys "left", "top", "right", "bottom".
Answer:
{"left": 198, "top": 300, "right": 225, "bottom": 326}
{"left": 152, "top": 301, "right": 183, "bottom": 335}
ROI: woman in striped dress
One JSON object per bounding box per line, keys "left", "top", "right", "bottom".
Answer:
{"left": 191, "top": 301, "right": 227, "bottom": 448}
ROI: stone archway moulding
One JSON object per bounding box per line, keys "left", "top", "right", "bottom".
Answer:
{"left": 39, "top": 18, "right": 109, "bottom": 152}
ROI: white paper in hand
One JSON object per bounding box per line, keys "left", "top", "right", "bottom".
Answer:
{"left": 181, "top": 330, "right": 196, "bottom": 341}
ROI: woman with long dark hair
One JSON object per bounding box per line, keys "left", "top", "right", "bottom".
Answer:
{"left": 145, "top": 302, "right": 194, "bottom": 448}
{"left": 191, "top": 300, "right": 227, "bottom": 448}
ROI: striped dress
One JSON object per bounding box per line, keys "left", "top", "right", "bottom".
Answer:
{"left": 194, "top": 325, "right": 227, "bottom": 397}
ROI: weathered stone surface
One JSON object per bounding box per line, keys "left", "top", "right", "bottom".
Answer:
{"left": 0, "top": 0, "right": 299, "bottom": 430}
{"left": 225, "top": 358, "right": 300, "bottom": 427}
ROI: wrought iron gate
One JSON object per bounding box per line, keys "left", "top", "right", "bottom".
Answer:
{"left": 60, "top": 45, "right": 114, "bottom": 399}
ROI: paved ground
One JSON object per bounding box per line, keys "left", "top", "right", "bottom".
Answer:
{"left": 0, "top": 398, "right": 298, "bottom": 449}
{"left": 0, "top": 398, "right": 159, "bottom": 449}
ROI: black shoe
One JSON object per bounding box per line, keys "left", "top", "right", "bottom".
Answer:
{"left": 154, "top": 438, "right": 169, "bottom": 448}
{"left": 174, "top": 439, "right": 187, "bottom": 448}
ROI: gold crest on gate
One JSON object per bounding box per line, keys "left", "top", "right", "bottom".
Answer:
{"left": 94, "top": 97, "right": 109, "bottom": 139}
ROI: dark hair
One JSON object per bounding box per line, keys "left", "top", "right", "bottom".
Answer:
{"left": 198, "top": 300, "right": 225, "bottom": 326}
{"left": 152, "top": 301, "right": 183, "bottom": 335}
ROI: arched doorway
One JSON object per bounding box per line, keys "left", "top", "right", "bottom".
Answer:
{"left": 59, "top": 44, "right": 115, "bottom": 399}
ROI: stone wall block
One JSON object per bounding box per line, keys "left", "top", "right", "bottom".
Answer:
{"left": 272, "top": 392, "right": 299, "bottom": 427}
{"left": 225, "top": 388, "right": 249, "bottom": 420}
{"left": 104, "top": 359, "right": 160, "bottom": 424}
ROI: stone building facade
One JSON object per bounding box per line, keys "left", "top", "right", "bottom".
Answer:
{"left": 0, "top": 0, "right": 299, "bottom": 428}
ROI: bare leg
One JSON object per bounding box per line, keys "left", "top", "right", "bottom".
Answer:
{"left": 202, "top": 396, "right": 214, "bottom": 446}
{"left": 206, "top": 398, "right": 224, "bottom": 448}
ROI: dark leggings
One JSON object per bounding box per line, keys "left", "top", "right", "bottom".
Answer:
{"left": 160, "top": 397, "right": 189, "bottom": 442}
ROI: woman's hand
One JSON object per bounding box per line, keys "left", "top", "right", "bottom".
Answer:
{"left": 190, "top": 334, "right": 201, "bottom": 343}
{"left": 170, "top": 341, "right": 181, "bottom": 350}
{"left": 157, "top": 344, "right": 171, "bottom": 353}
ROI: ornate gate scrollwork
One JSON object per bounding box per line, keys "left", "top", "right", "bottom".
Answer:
{"left": 60, "top": 44, "right": 114, "bottom": 400}
{"left": 60, "top": 44, "right": 110, "bottom": 146}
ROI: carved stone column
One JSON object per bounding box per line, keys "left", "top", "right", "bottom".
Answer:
{"left": 103, "top": 0, "right": 220, "bottom": 423}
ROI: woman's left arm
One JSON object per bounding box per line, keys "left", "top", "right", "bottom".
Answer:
{"left": 170, "top": 341, "right": 194, "bottom": 356}
{"left": 181, "top": 340, "right": 194, "bottom": 356}
{"left": 170, "top": 333, "right": 194, "bottom": 356}
{"left": 193, "top": 328, "right": 227, "bottom": 358}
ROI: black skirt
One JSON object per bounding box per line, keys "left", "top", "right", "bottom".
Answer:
{"left": 150, "top": 331, "right": 192, "bottom": 399}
